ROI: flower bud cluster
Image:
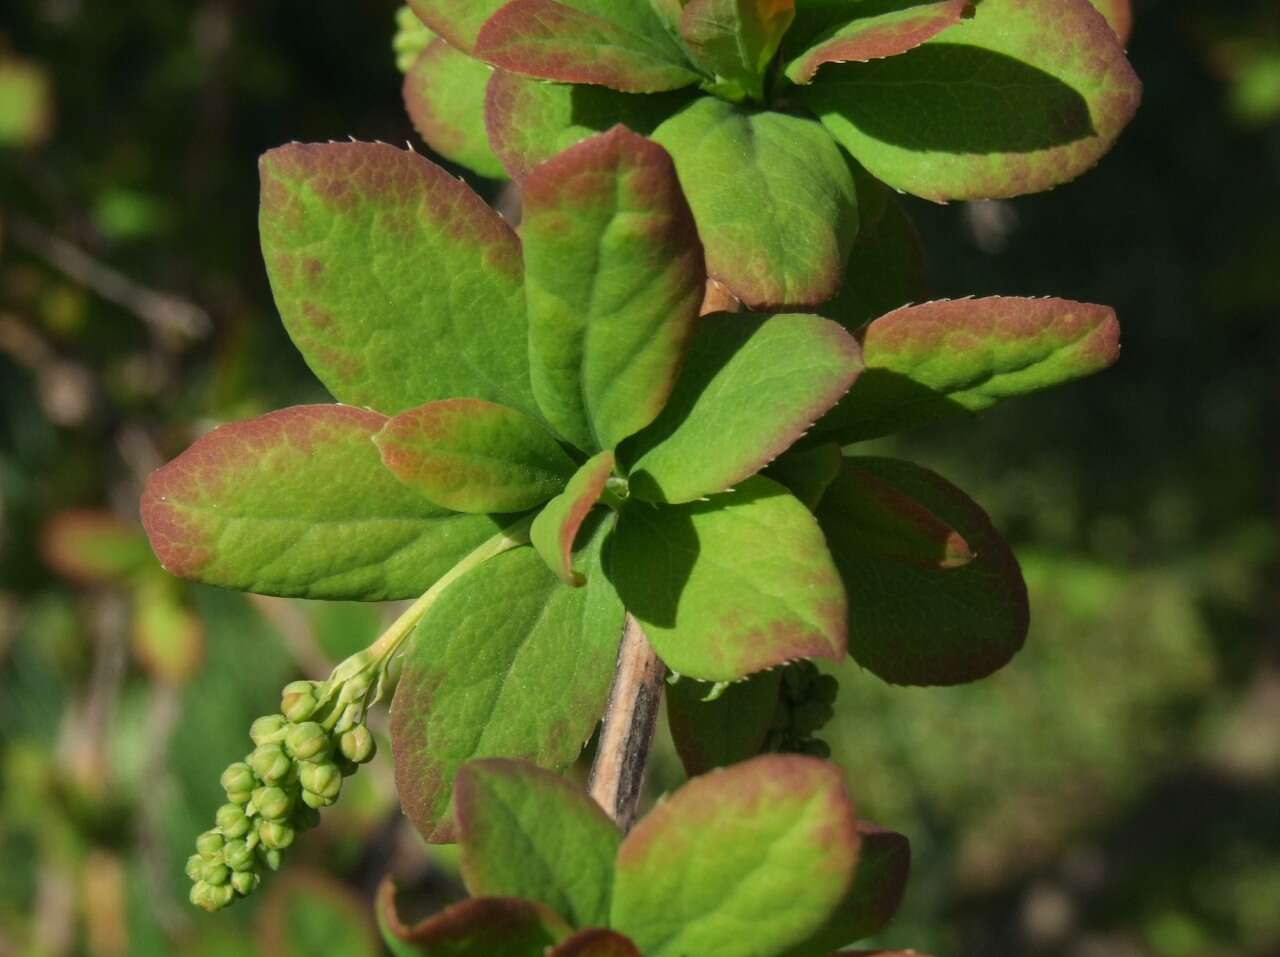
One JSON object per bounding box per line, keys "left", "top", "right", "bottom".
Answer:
{"left": 766, "top": 661, "right": 839, "bottom": 758}
{"left": 186, "top": 679, "right": 377, "bottom": 911}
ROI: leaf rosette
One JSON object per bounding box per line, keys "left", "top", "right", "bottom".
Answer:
{"left": 397, "top": 0, "right": 1140, "bottom": 309}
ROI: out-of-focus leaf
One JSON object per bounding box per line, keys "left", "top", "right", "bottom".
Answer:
{"left": 258, "top": 873, "right": 381, "bottom": 957}
{"left": 40, "top": 510, "right": 153, "bottom": 584}
{"left": 131, "top": 574, "right": 203, "bottom": 684}
{"left": 0, "top": 57, "right": 53, "bottom": 146}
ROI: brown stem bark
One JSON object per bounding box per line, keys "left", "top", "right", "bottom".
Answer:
{"left": 588, "top": 614, "right": 667, "bottom": 833}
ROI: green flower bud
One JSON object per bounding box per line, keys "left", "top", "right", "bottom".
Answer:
{"left": 201, "top": 861, "right": 230, "bottom": 886}
{"left": 249, "top": 744, "right": 292, "bottom": 785}
{"left": 190, "top": 881, "right": 212, "bottom": 909}
{"left": 300, "top": 787, "right": 330, "bottom": 810}
{"left": 791, "top": 700, "right": 834, "bottom": 736}
{"left": 281, "top": 680, "right": 321, "bottom": 722}
{"left": 258, "top": 846, "right": 283, "bottom": 871}
{"left": 222, "top": 839, "right": 254, "bottom": 872}
{"left": 250, "top": 713, "right": 289, "bottom": 746}
{"left": 196, "top": 829, "right": 224, "bottom": 859}
{"left": 770, "top": 698, "right": 792, "bottom": 731}
{"left": 339, "top": 725, "right": 376, "bottom": 764}
{"left": 259, "top": 819, "right": 295, "bottom": 850}
{"left": 208, "top": 882, "right": 235, "bottom": 910}
{"left": 230, "top": 870, "right": 259, "bottom": 896}
{"left": 184, "top": 854, "right": 204, "bottom": 881}
{"left": 215, "top": 803, "right": 251, "bottom": 839}
{"left": 251, "top": 785, "right": 294, "bottom": 821}
{"left": 294, "top": 803, "right": 322, "bottom": 831}
{"left": 220, "top": 762, "right": 256, "bottom": 803}
{"left": 285, "top": 721, "right": 331, "bottom": 761}
{"left": 812, "top": 674, "right": 839, "bottom": 705}
{"left": 299, "top": 761, "right": 342, "bottom": 801}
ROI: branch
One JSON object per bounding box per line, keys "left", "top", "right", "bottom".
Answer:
{"left": 588, "top": 614, "right": 667, "bottom": 832}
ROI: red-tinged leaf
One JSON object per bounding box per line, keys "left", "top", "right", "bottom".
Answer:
{"left": 831, "top": 952, "right": 932, "bottom": 956}
{"left": 548, "top": 930, "right": 643, "bottom": 957}
{"left": 404, "top": 38, "right": 507, "bottom": 179}
{"left": 260, "top": 873, "right": 381, "bottom": 957}
{"left": 666, "top": 670, "right": 783, "bottom": 776}
{"left": 778, "top": 824, "right": 911, "bottom": 957}
{"left": 817, "top": 458, "right": 1028, "bottom": 686}
{"left": 40, "top": 510, "right": 153, "bottom": 584}
{"left": 377, "top": 877, "right": 570, "bottom": 957}
{"left": 816, "top": 297, "right": 1121, "bottom": 443}
{"left": 259, "top": 141, "right": 537, "bottom": 418}
{"left": 522, "top": 126, "right": 705, "bottom": 452}
{"left": 798, "top": 0, "right": 1142, "bottom": 201}
{"left": 475, "top": 0, "right": 701, "bottom": 93}
{"left": 375, "top": 399, "right": 575, "bottom": 514}
{"left": 611, "top": 755, "right": 861, "bottom": 957}
{"left": 141, "top": 405, "right": 505, "bottom": 600}
{"left": 680, "top": 0, "right": 796, "bottom": 101}
{"left": 406, "top": 0, "right": 508, "bottom": 54}
{"left": 785, "top": 0, "right": 974, "bottom": 84}
{"left": 531, "top": 451, "right": 615, "bottom": 585}
{"left": 1089, "top": 0, "right": 1133, "bottom": 44}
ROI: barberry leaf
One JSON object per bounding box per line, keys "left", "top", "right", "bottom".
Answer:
{"left": 817, "top": 458, "right": 1028, "bottom": 685}
{"left": 680, "top": 0, "right": 797, "bottom": 101}
{"left": 610, "top": 476, "right": 847, "bottom": 681}
{"left": 377, "top": 878, "right": 570, "bottom": 957}
{"left": 406, "top": 0, "right": 508, "bottom": 53}
{"left": 1089, "top": 0, "right": 1133, "bottom": 44}
{"left": 131, "top": 575, "right": 204, "bottom": 685}
{"left": 475, "top": 0, "right": 702, "bottom": 93}
{"left": 259, "top": 141, "right": 537, "bottom": 418}
{"left": 766, "top": 443, "right": 845, "bottom": 511}
{"left": 455, "top": 759, "right": 620, "bottom": 928}
{"left": 548, "top": 930, "right": 642, "bottom": 957}
{"left": 391, "top": 526, "right": 623, "bottom": 842}
{"left": 40, "top": 510, "right": 153, "bottom": 584}
{"left": 531, "top": 451, "right": 616, "bottom": 585}
{"left": 797, "top": 0, "right": 1142, "bottom": 201}
{"left": 486, "top": 70, "right": 696, "bottom": 180}
{"left": 611, "top": 755, "right": 860, "bottom": 957}
{"left": 261, "top": 874, "right": 381, "bottom": 957}
{"left": 815, "top": 297, "right": 1121, "bottom": 443}
{"left": 375, "top": 399, "right": 575, "bottom": 514}
{"left": 652, "top": 97, "right": 859, "bottom": 307}
{"left": 622, "top": 313, "right": 862, "bottom": 504}
{"left": 778, "top": 824, "right": 911, "bottom": 957}
{"left": 784, "top": 0, "right": 973, "bottom": 85}
{"left": 523, "top": 126, "right": 705, "bottom": 452}
{"left": 141, "top": 405, "right": 504, "bottom": 600}
{"left": 666, "top": 670, "right": 783, "bottom": 776}
{"left": 0, "top": 57, "right": 52, "bottom": 147}
{"left": 404, "top": 38, "right": 507, "bottom": 179}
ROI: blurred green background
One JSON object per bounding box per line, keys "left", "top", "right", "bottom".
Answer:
{"left": 0, "top": 1, "right": 1276, "bottom": 955}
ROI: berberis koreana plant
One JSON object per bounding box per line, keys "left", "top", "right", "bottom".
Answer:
{"left": 141, "top": 0, "right": 1141, "bottom": 948}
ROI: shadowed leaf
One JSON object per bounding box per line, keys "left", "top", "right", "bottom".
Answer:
{"left": 817, "top": 458, "right": 1028, "bottom": 685}
{"left": 404, "top": 38, "right": 507, "bottom": 179}
{"left": 623, "top": 313, "right": 862, "bottom": 504}
{"left": 532, "top": 451, "right": 616, "bottom": 585}
{"left": 681, "top": 0, "right": 796, "bottom": 101}
{"left": 653, "top": 97, "right": 860, "bottom": 308}
{"left": 455, "top": 759, "right": 620, "bottom": 928}
{"left": 523, "top": 127, "right": 705, "bottom": 452}
{"left": 766, "top": 443, "right": 846, "bottom": 511}
{"left": 798, "top": 0, "right": 1141, "bottom": 200}
{"left": 610, "top": 476, "right": 847, "bottom": 681}
{"left": 377, "top": 878, "right": 569, "bottom": 956}
{"left": 666, "top": 670, "right": 783, "bottom": 775}
{"left": 141, "top": 405, "right": 505, "bottom": 600}
{"left": 548, "top": 929, "right": 642, "bottom": 957}
{"left": 259, "top": 141, "right": 537, "bottom": 417}
{"left": 611, "top": 755, "right": 860, "bottom": 957}
{"left": 376, "top": 399, "right": 575, "bottom": 514}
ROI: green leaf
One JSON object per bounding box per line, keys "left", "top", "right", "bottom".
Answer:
{"left": 532, "top": 451, "right": 616, "bottom": 585}
{"left": 680, "top": 0, "right": 797, "bottom": 101}
{"left": 375, "top": 399, "right": 575, "bottom": 514}
{"left": 548, "top": 930, "right": 643, "bottom": 956}
{"left": 475, "top": 0, "right": 702, "bottom": 93}
{"left": 816, "top": 457, "right": 1028, "bottom": 685}
{"left": 140, "top": 405, "right": 504, "bottom": 600}
{"left": 404, "top": 38, "right": 507, "bottom": 179}
{"left": 406, "top": 0, "right": 508, "bottom": 53}
{"left": 523, "top": 126, "right": 705, "bottom": 452}
{"left": 797, "top": 0, "right": 1141, "bottom": 200}
{"left": 131, "top": 574, "right": 203, "bottom": 685}
{"left": 0, "top": 57, "right": 51, "bottom": 147}
{"left": 652, "top": 97, "right": 859, "bottom": 308}
{"left": 390, "top": 527, "right": 624, "bottom": 841}
{"left": 259, "top": 141, "right": 537, "bottom": 418}
{"left": 260, "top": 874, "right": 381, "bottom": 957}
{"left": 486, "top": 71, "right": 695, "bottom": 180}
{"left": 666, "top": 670, "right": 783, "bottom": 775}
{"left": 610, "top": 476, "right": 847, "bottom": 681}
{"left": 40, "top": 510, "right": 153, "bottom": 584}
{"left": 455, "top": 759, "right": 621, "bottom": 928}
{"left": 1089, "top": 0, "right": 1133, "bottom": 44}
{"left": 784, "top": 0, "right": 973, "bottom": 85}
{"left": 814, "top": 297, "right": 1121, "bottom": 443}
{"left": 765, "top": 443, "right": 845, "bottom": 511}
{"left": 377, "top": 878, "right": 570, "bottom": 957}
{"left": 611, "top": 754, "right": 860, "bottom": 957}
{"left": 623, "top": 313, "right": 862, "bottom": 504}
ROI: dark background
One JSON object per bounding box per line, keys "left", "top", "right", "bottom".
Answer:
{"left": 1, "top": 1, "right": 1277, "bottom": 955}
